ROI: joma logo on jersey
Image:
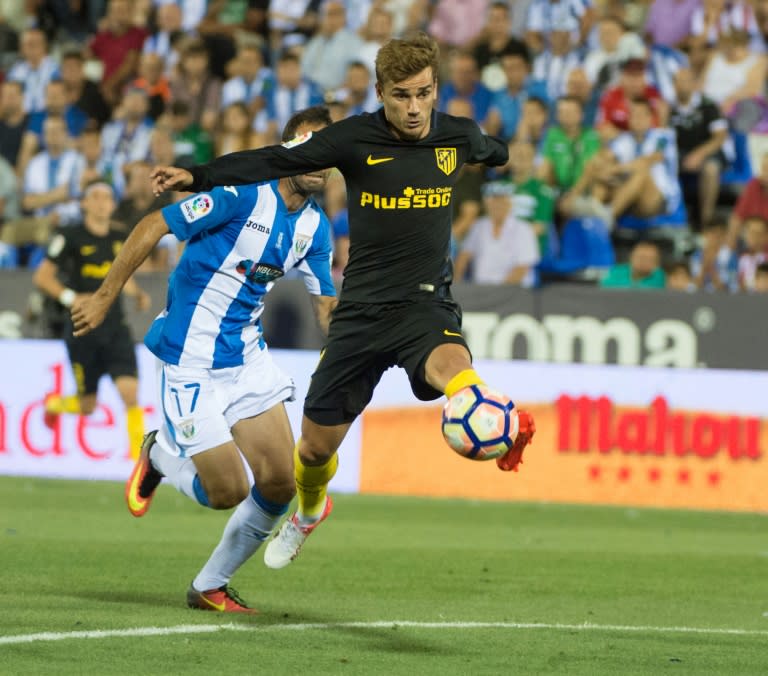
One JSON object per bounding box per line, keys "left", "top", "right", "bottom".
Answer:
{"left": 244, "top": 219, "right": 271, "bottom": 234}
{"left": 360, "top": 186, "right": 453, "bottom": 210}
{"left": 435, "top": 147, "right": 457, "bottom": 176}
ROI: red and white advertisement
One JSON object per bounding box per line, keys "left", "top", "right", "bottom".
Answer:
{"left": 2, "top": 341, "right": 768, "bottom": 512}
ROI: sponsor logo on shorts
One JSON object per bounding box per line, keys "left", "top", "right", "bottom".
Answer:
{"left": 181, "top": 194, "right": 214, "bottom": 223}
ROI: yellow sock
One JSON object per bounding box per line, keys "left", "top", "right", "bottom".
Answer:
{"left": 46, "top": 394, "right": 81, "bottom": 414}
{"left": 126, "top": 406, "right": 145, "bottom": 461}
{"left": 444, "top": 369, "right": 485, "bottom": 398}
{"left": 294, "top": 441, "right": 338, "bottom": 520}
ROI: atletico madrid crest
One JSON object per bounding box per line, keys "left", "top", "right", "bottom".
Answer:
{"left": 435, "top": 147, "right": 456, "bottom": 176}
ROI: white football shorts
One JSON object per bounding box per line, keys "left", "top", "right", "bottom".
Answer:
{"left": 154, "top": 346, "right": 295, "bottom": 458}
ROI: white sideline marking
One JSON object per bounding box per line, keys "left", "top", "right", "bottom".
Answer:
{"left": 2, "top": 621, "right": 768, "bottom": 646}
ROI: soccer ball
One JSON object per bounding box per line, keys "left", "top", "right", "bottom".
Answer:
{"left": 442, "top": 385, "right": 519, "bottom": 460}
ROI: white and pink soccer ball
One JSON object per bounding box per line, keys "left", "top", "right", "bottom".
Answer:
{"left": 442, "top": 385, "right": 519, "bottom": 460}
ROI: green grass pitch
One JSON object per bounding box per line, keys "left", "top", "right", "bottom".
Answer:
{"left": 1, "top": 476, "right": 767, "bottom": 675}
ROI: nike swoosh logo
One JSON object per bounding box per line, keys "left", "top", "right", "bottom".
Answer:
{"left": 200, "top": 595, "right": 227, "bottom": 612}
{"left": 444, "top": 330, "right": 462, "bottom": 337}
{"left": 366, "top": 155, "right": 395, "bottom": 165}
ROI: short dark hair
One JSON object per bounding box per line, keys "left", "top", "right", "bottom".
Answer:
{"left": 500, "top": 46, "right": 531, "bottom": 68}
{"left": 282, "top": 106, "right": 333, "bottom": 142}
{"left": 61, "top": 48, "right": 84, "bottom": 62}
{"left": 170, "top": 100, "right": 191, "bottom": 117}
{"left": 665, "top": 260, "right": 691, "bottom": 276}
{"left": 630, "top": 96, "right": 652, "bottom": 111}
{"left": 744, "top": 215, "right": 768, "bottom": 230}
{"left": 525, "top": 96, "right": 548, "bottom": 112}
{"left": 702, "top": 220, "right": 726, "bottom": 233}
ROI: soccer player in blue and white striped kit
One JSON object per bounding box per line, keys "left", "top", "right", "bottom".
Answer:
{"left": 71, "top": 106, "right": 338, "bottom": 613}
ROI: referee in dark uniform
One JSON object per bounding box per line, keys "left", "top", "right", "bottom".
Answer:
{"left": 34, "top": 181, "right": 151, "bottom": 459}
{"left": 149, "top": 33, "right": 536, "bottom": 566}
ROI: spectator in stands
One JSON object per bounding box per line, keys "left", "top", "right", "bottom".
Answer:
{"left": 665, "top": 260, "right": 696, "bottom": 291}
{"left": 358, "top": 7, "right": 395, "bottom": 78}
{"left": 0, "top": 81, "right": 27, "bottom": 169}
{"left": 100, "top": 87, "right": 154, "bottom": 196}
{"left": 72, "top": 127, "right": 107, "bottom": 197}
{"left": 670, "top": 67, "right": 728, "bottom": 229}
{"left": 114, "top": 160, "right": 172, "bottom": 242}
{"left": 167, "top": 100, "right": 213, "bottom": 167}
{"left": 514, "top": 96, "right": 550, "bottom": 149}
{"left": 331, "top": 62, "right": 379, "bottom": 117}
{"left": 738, "top": 216, "right": 768, "bottom": 291}
{"left": 525, "top": 0, "right": 595, "bottom": 55}
{"left": 485, "top": 49, "right": 547, "bottom": 141}
{"left": 142, "top": 1, "right": 184, "bottom": 74}
{"left": 87, "top": 0, "right": 148, "bottom": 105}
{"left": 504, "top": 140, "right": 556, "bottom": 257}
{"left": 21, "top": 115, "right": 83, "bottom": 230}
{"left": 598, "top": 57, "right": 666, "bottom": 135}
{"left": 566, "top": 98, "right": 680, "bottom": 227}
{"left": 585, "top": 16, "right": 645, "bottom": 91}
{"left": 267, "top": 0, "right": 322, "bottom": 53}
{"left": 690, "top": 0, "right": 761, "bottom": 51}
{"left": 7, "top": 28, "right": 59, "bottom": 113}
{"left": 24, "top": 80, "right": 88, "bottom": 146}
{"left": 215, "top": 102, "right": 261, "bottom": 156}
{"left": 257, "top": 52, "right": 324, "bottom": 145}
{"left": 453, "top": 181, "right": 540, "bottom": 286}
{"left": 473, "top": 1, "right": 529, "bottom": 90}
{"left": 753, "top": 261, "right": 768, "bottom": 293}
{"left": 564, "top": 67, "right": 599, "bottom": 126}
{"left": 221, "top": 43, "right": 272, "bottom": 117}
{"left": 690, "top": 220, "right": 738, "bottom": 291}
{"left": 702, "top": 30, "right": 766, "bottom": 115}
{"left": 600, "top": 240, "right": 666, "bottom": 288}
{"left": 0, "top": 155, "right": 20, "bottom": 226}
{"left": 428, "top": 0, "right": 488, "bottom": 50}
{"left": 531, "top": 26, "right": 585, "bottom": 103}
{"left": 644, "top": 0, "right": 699, "bottom": 49}
{"left": 131, "top": 52, "right": 172, "bottom": 121}
{"left": 148, "top": 124, "right": 178, "bottom": 166}
{"left": 540, "top": 95, "right": 601, "bottom": 192}
{"left": 60, "top": 49, "right": 111, "bottom": 128}
{"left": 728, "top": 154, "right": 768, "bottom": 248}
{"left": 439, "top": 50, "right": 493, "bottom": 122}
{"left": 301, "top": 1, "right": 364, "bottom": 92}
{"left": 169, "top": 40, "right": 223, "bottom": 134}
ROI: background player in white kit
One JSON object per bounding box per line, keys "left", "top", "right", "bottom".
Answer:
{"left": 71, "top": 106, "right": 337, "bottom": 613}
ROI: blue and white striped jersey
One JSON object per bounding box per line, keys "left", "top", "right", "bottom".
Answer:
{"left": 145, "top": 180, "right": 335, "bottom": 369}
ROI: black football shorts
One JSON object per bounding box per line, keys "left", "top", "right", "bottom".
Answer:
{"left": 66, "top": 321, "right": 138, "bottom": 396}
{"left": 303, "top": 299, "right": 469, "bottom": 426}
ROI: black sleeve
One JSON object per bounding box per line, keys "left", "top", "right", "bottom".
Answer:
{"left": 189, "top": 122, "right": 343, "bottom": 191}
{"left": 45, "top": 230, "right": 75, "bottom": 267}
{"left": 466, "top": 119, "right": 508, "bottom": 167}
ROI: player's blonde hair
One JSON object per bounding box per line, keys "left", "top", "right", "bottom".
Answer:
{"left": 375, "top": 32, "right": 440, "bottom": 87}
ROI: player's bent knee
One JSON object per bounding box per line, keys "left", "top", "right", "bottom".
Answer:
{"left": 298, "top": 439, "right": 334, "bottom": 465}
{"left": 256, "top": 476, "right": 296, "bottom": 504}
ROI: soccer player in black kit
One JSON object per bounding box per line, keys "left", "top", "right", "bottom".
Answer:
{"left": 34, "top": 182, "right": 151, "bottom": 460}
{"left": 150, "top": 33, "right": 536, "bottom": 567}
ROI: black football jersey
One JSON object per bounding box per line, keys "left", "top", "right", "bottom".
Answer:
{"left": 45, "top": 223, "right": 127, "bottom": 323}
{"left": 190, "top": 110, "right": 508, "bottom": 302}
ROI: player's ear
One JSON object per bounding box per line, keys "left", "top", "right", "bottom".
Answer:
{"left": 375, "top": 81, "right": 383, "bottom": 101}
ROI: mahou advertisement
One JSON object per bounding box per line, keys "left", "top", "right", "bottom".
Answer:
{"left": 359, "top": 362, "right": 768, "bottom": 512}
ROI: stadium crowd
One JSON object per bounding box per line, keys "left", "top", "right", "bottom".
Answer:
{"left": 2, "top": 0, "right": 768, "bottom": 293}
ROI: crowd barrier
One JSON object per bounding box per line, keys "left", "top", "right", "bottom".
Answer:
{"left": 3, "top": 272, "right": 767, "bottom": 370}
{"left": 1, "top": 341, "right": 766, "bottom": 513}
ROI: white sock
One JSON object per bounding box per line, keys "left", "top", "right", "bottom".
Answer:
{"left": 193, "top": 485, "right": 287, "bottom": 591}
{"left": 150, "top": 443, "right": 208, "bottom": 506}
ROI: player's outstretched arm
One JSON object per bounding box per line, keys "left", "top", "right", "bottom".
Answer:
{"left": 150, "top": 165, "right": 193, "bottom": 196}
{"left": 71, "top": 211, "right": 169, "bottom": 336}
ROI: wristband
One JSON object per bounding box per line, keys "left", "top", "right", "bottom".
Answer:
{"left": 58, "top": 288, "right": 76, "bottom": 307}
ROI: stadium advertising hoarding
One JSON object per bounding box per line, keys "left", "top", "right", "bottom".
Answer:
{"left": 0, "top": 341, "right": 362, "bottom": 493}
{"left": 1, "top": 341, "right": 767, "bottom": 512}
